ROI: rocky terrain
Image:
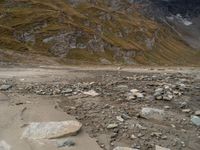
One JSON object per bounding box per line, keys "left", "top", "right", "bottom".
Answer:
{"left": 0, "top": 66, "right": 199, "bottom": 150}
{"left": 0, "top": 0, "right": 199, "bottom": 65}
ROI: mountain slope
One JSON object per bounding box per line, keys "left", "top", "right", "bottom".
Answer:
{"left": 0, "top": 0, "right": 199, "bottom": 65}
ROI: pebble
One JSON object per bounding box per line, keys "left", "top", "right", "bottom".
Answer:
{"left": 155, "top": 145, "right": 170, "bottom": 150}
{"left": 57, "top": 139, "right": 75, "bottom": 148}
{"left": 83, "top": 90, "right": 99, "bottom": 97}
{"left": 182, "top": 109, "right": 191, "bottom": 113}
{"left": 191, "top": 116, "right": 200, "bottom": 126}
{"left": 113, "top": 147, "right": 138, "bottom": 150}
{"left": 141, "top": 107, "right": 165, "bottom": 120}
{"left": 195, "top": 111, "right": 200, "bottom": 116}
{"left": 130, "top": 134, "right": 137, "bottom": 140}
{"left": 164, "top": 106, "right": 170, "bottom": 109}
{"left": 116, "top": 116, "right": 124, "bottom": 122}
{"left": 130, "top": 89, "right": 144, "bottom": 98}
{"left": 107, "top": 124, "right": 118, "bottom": 129}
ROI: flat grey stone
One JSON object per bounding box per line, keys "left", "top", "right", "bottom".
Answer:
{"left": 22, "top": 121, "right": 82, "bottom": 139}
{"left": 141, "top": 107, "right": 164, "bottom": 120}
{"left": 191, "top": 116, "right": 200, "bottom": 126}
{"left": 107, "top": 124, "right": 118, "bottom": 129}
{"left": 0, "top": 85, "right": 12, "bottom": 91}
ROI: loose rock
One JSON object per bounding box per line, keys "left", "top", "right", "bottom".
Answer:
{"left": 22, "top": 121, "right": 82, "bottom": 139}
{"left": 191, "top": 116, "right": 200, "bottom": 126}
{"left": 113, "top": 147, "right": 138, "bottom": 150}
{"left": 57, "top": 138, "right": 75, "bottom": 148}
{"left": 155, "top": 145, "right": 170, "bottom": 150}
{"left": 83, "top": 90, "right": 99, "bottom": 97}
{"left": 141, "top": 107, "right": 165, "bottom": 120}
{"left": 0, "top": 85, "right": 12, "bottom": 91}
{"left": 195, "top": 111, "right": 200, "bottom": 116}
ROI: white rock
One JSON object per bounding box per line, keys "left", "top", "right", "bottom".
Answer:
{"left": 0, "top": 141, "right": 11, "bottom": 150}
{"left": 22, "top": 121, "right": 82, "bottom": 139}
{"left": 130, "top": 89, "right": 139, "bottom": 93}
{"left": 114, "top": 147, "right": 138, "bottom": 150}
{"left": 116, "top": 116, "right": 124, "bottom": 122}
{"left": 182, "top": 109, "right": 191, "bottom": 113}
{"left": 155, "top": 145, "right": 170, "bottom": 150}
{"left": 83, "top": 90, "right": 99, "bottom": 97}
{"left": 130, "top": 134, "right": 137, "bottom": 139}
{"left": 107, "top": 124, "right": 118, "bottom": 129}
{"left": 141, "top": 107, "right": 164, "bottom": 120}
{"left": 130, "top": 89, "right": 144, "bottom": 98}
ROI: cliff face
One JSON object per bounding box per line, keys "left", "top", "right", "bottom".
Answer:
{"left": 0, "top": 0, "right": 199, "bottom": 65}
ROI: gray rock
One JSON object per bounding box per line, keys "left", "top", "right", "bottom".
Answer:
{"left": 57, "top": 139, "right": 75, "bottom": 148}
{"left": 62, "top": 88, "right": 73, "bottom": 94}
{"left": 0, "top": 85, "right": 12, "bottom": 91}
{"left": 191, "top": 116, "right": 200, "bottom": 126}
{"left": 22, "top": 121, "right": 82, "bottom": 139}
{"left": 113, "top": 147, "right": 138, "bottom": 150}
{"left": 141, "top": 107, "right": 165, "bottom": 120}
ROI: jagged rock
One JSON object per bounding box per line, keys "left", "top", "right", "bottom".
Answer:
{"left": 83, "top": 90, "right": 99, "bottom": 97}
{"left": 0, "top": 84, "right": 12, "bottom": 91}
{"left": 113, "top": 147, "right": 138, "bottom": 150}
{"left": 191, "top": 116, "right": 200, "bottom": 126}
{"left": 22, "top": 121, "right": 82, "bottom": 139}
{"left": 0, "top": 141, "right": 11, "bottom": 150}
{"left": 155, "top": 145, "right": 170, "bottom": 150}
{"left": 141, "top": 107, "right": 165, "bottom": 120}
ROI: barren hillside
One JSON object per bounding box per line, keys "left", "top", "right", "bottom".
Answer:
{"left": 0, "top": 0, "right": 199, "bottom": 65}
